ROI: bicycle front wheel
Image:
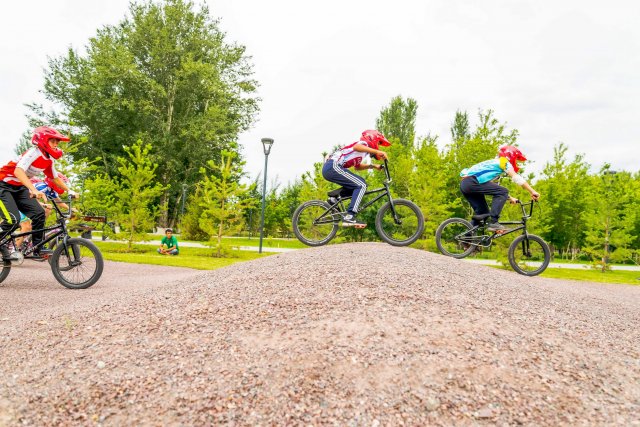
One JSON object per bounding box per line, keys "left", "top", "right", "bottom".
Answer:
{"left": 292, "top": 200, "right": 339, "bottom": 247}
{"left": 435, "top": 218, "right": 476, "bottom": 259}
{"left": 508, "top": 234, "right": 551, "bottom": 276}
{"left": 0, "top": 259, "right": 11, "bottom": 285}
{"left": 375, "top": 199, "right": 424, "bottom": 246}
{"left": 50, "top": 238, "right": 104, "bottom": 289}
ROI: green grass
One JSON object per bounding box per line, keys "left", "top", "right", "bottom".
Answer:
{"left": 102, "top": 232, "right": 308, "bottom": 249}
{"left": 539, "top": 267, "right": 640, "bottom": 285}
{"left": 93, "top": 241, "right": 268, "bottom": 270}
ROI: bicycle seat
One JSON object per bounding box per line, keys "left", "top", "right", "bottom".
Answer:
{"left": 472, "top": 213, "right": 491, "bottom": 222}
{"left": 328, "top": 188, "right": 343, "bottom": 198}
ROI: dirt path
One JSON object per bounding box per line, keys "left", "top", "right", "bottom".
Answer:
{"left": 0, "top": 260, "right": 206, "bottom": 329}
{"left": 1, "top": 244, "right": 638, "bottom": 426}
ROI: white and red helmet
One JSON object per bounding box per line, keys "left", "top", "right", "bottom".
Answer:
{"left": 499, "top": 145, "right": 527, "bottom": 173}
{"left": 31, "top": 126, "right": 69, "bottom": 160}
{"left": 45, "top": 172, "right": 69, "bottom": 194}
{"left": 361, "top": 130, "right": 391, "bottom": 150}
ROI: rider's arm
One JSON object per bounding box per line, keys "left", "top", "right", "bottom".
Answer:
{"left": 354, "top": 163, "right": 382, "bottom": 171}
{"left": 506, "top": 168, "right": 540, "bottom": 200}
{"left": 352, "top": 143, "right": 388, "bottom": 160}
{"left": 14, "top": 168, "right": 46, "bottom": 199}
{"left": 53, "top": 177, "right": 70, "bottom": 194}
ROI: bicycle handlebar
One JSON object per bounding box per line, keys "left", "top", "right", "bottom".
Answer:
{"left": 514, "top": 198, "right": 537, "bottom": 218}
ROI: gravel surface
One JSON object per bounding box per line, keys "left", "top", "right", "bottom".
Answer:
{"left": 1, "top": 243, "right": 639, "bottom": 426}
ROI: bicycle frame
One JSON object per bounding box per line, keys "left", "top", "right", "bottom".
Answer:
{"left": 0, "top": 196, "right": 74, "bottom": 258}
{"left": 314, "top": 159, "right": 401, "bottom": 225}
{"left": 459, "top": 200, "right": 536, "bottom": 247}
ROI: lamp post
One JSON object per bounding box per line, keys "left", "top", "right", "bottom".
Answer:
{"left": 180, "top": 183, "right": 188, "bottom": 233}
{"left": 259, "top": 138, "right": 274, "bottom": 254}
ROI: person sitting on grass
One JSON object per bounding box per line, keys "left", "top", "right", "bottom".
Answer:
{"left": 157, "top": 228, "right": 179, "bottom": 255}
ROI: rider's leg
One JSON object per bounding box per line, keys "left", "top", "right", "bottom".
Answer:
{"left": 0, "top": 183, "right": 22, "bottom": 260}
{"left": 460, "top": 177, "right": 489, "bottom": 226}
{"left": 15, "top": 191, "right": 46, "bottom": 251}
{"left": 322, "top": 160, "right": 367, "bottom": 215}
{"left": 15, "top": 216, "right": 32, "bottom": 248}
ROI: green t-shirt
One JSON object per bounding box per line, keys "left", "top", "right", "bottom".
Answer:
{"left": 160, "top": 235, "right": 179, "bottom": 253}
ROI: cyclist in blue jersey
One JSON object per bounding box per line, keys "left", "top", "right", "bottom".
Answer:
{"left": 460, "top": 145, "right": 540, "bottom": 232}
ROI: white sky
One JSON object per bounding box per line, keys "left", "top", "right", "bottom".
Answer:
{"left": 1, "top": 0, "right": 639, "bottom": 187}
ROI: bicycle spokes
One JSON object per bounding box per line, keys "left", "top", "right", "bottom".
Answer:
{"left": 510, "top": 237, "right": 547, "bottom": 273}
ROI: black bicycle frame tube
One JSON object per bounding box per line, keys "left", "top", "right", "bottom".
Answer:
{"left": 0, "top": 196, "right": 73, "bottom": 254}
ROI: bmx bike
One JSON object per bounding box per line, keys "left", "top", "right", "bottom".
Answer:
{"left": 435, "top": 199, "right": 550, "bottom": 276}
{"left": 292, "top": 160, "right": 425, "bottom": 247}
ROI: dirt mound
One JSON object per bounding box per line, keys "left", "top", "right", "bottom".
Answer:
{"left": 1, "top": 243, "right": 639, "bottom": 425}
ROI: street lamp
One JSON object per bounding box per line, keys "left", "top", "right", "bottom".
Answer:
{"left": 179, "top": 183, "right": 188, "bottom": 233}
{"left": 259, "top": 138, "right": 274, "bottom": 254}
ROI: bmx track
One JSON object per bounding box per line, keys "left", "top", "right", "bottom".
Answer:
{"left": 1, "top": 243, "right": 638, "bottom": 425}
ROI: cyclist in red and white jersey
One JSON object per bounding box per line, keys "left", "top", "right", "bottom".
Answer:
{"left": 322, "top": 130, "right": 390, "bottom": 228}
{"left": 0, "top": 126, "right": 71, "bottom": 260}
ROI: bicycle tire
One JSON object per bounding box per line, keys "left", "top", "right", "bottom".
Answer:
{"left": 435, "top": 217, "right": 476, "bottom": 259}
{"left": 0, "top": 259, "right": 11, "bottom": 285}
{"left": 292, "top": 200, "right": 339, "bottom": 247}
{"left": 50, "top": 238, "right": 104, "bottom": 289}
{"left": 375, "top": 199, "right": 424, "bottom": 247}
{"left": 508, "top": 234, "right": 551, "bottom": 276}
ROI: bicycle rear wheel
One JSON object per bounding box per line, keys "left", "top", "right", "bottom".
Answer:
{"left": 435, "top": 218, "right": 476, "bottom": 259}
{"left": 508, "top": 234, "right": 550, "bottom": 276}
{"left": 375, "top": 199, "right": 424, "bottom": 246}
{"left": 292, "top": 200, "right": 339, "bottom": 246}
{"left": 50, "top": 238, "right": 104, "bottom": 289}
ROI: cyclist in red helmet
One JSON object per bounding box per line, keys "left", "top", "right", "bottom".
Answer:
{"left": 323, "top": 130, "right": 390, "bottom": 228}
{"left": 0, "top": 126, "right": 71, "bottom": 260}
{"left": 459, "top": 145, "right": 540, "bottom": 232}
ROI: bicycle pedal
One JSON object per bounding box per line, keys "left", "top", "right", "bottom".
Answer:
{"left": 354, "top": 224, "right": 367, "bottom": 229}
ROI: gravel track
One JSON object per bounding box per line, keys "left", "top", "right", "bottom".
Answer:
{"left": 1, "top": 243, "right": 639, "bottom": 426}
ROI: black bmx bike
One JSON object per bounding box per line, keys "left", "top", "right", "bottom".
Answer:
{"left": 292, "top": 160, "right": 425, "bottom": 247}
{"left": 0, "top": 195, "right": 104, "bottom": 289}
{"left": 435, "top": 199, "right": 551, "bottom": 276}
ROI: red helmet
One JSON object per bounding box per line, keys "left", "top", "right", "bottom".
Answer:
{"left": 31, "top": 126, "right": 69, "bottom": 160}
{"left": 45, "top": 172, "right": 69, "bottom": 194}
{"left": 361, "top": 130, "right": 391, "bottom": 150}
{"left": 499, "top": 145, "right": 527, "bottom": 172}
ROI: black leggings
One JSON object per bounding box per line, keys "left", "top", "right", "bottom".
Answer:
{"left": 0, "top": 182, "right": 46, "bottom": 245}
{"left": 460, "top": 176, "right": 508, "bottom": 225}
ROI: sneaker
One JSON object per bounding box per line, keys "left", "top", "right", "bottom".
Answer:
{"left": 342, "top": 214, "right": 367, "bottom": 228}
{"left": 486, "top": 221, "right": 506, "bottom": 232}
{"left": 0, "top": 246, "right": 19, "bottom": 261}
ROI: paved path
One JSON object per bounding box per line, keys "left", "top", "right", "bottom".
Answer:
{"left": 463, "top": 257, "right": 640, "bottom": 271}
{"left": 92, "top": 236, "right": 297, "bottom": 253}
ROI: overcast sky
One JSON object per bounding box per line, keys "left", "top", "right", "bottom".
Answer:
{"left": 1, "top": 0, "right": 638, "bottom": 187}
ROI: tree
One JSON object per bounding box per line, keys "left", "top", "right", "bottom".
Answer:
{"left": 583, "top": 167, "right": 637, "bottom": 271}
{"left": 115, "top": 140, "right": 167, "bottom": 249}
{"left": 535, "top": 143, "right": 590, "bottom": 258}
{"left": 34, "top": 0, "right": 259, "bottom": 226}
{"left": 198, "top": 150, "right": 256, "bottom": 256}
{"left": 375, "top": 96, "right": 418, "bottom": 147}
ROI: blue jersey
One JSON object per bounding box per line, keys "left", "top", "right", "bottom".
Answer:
{"left": 460, "top": 157, "right": 513, "bottom": 184}
{"left": 18, "top": 182, "right": 60, "bottom": 222}
{"left": 34, "top": 181, "right": 60, "bottom": 201}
